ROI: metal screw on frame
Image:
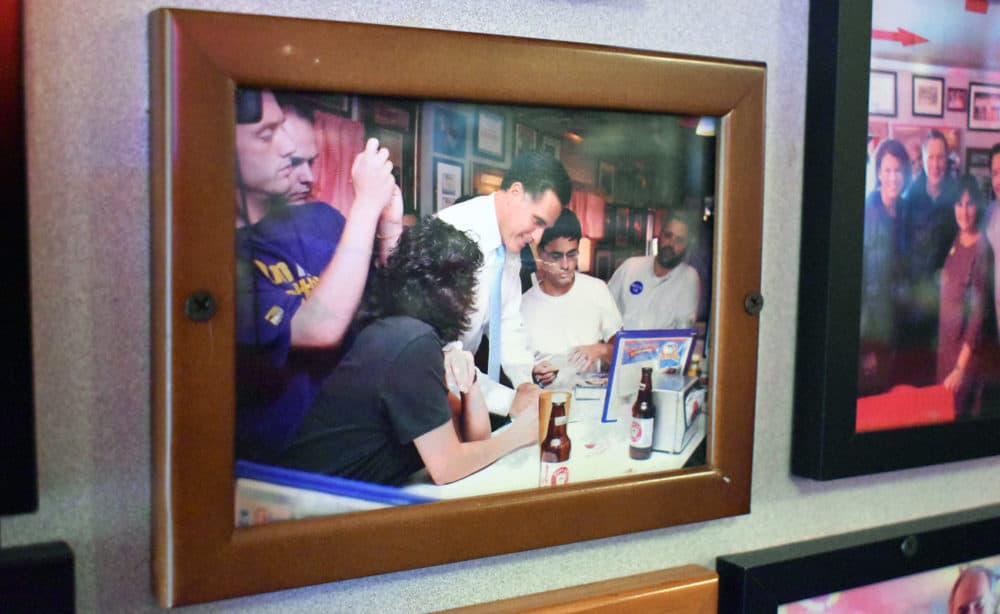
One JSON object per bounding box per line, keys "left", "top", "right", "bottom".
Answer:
{"left": 900, "top": 535, "right": 919, "bottom": 558}
{"left": 184, "top": 290, "right": 217, "bottom": 322}
{"left": 744, "top": 292, "right": 764, "bottom": 315}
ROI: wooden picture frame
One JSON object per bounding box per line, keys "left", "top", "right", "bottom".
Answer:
{"left": 433, "top": 157, "right": 464, "bottom": 210}
{"left": 968, "top": 82, "right": 1000, "bottom": 132}
{"left": 793, "top": 0, "right": 1000, "bottom": 480}
{"left": 150, "top": 8, "right": 764, "bottom": 606}
{"left": 912, "top": 75, "right": 944, "bottom": 118}
{"left": 474, "top": 108, "right": 505, "bottom": 160}
{"left": 717, "top": 504, "right": 1000, "bottom": 613}
{"left": 444, "top": 564, "right": 717, "bottom": 612}
{"left": 868, "top": 69, "right": 897, "bottom": 117}
{"left": 0, "top": 0, "right": 37, "bottom": 517}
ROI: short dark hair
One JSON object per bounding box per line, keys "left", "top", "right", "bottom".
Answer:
{"left": 274, "top": 92, "right": 315, "bottom": 124}
{"left": 236, "top": 88, "right": 263, "bottom": 124}
{"left": 538, "top": 208, "right": 582, "bottom": 250}
{"left": 661, "top": 208, "right": 700, "bottom": 247}
{"left": 922, "top": 128, "right": 949, "bottom": 153}
{"left": 501, "top": 151, "right": 573, "bottom": 206}
{"left": 875, "top": 139, "right": 912, "bottom": 188}
{"left": 360, "top": 218, "right": 483, "bottom": 342}
{"left": 955, "top": 174, "right": 986, "bottom": 216}
{"left": 990, "top": 143, "right": 1000, "bottom": 170}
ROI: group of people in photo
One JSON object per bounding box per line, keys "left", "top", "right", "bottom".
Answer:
{"left": 860, "top": 128, "right": 1000, "bottom": 419}
{"left": 234, "top": 89, "right": 705, "bottom": 486}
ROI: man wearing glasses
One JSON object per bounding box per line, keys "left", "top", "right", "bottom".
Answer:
{"left": 520, "top": 209, "right": 622, "bottom": 386}
{"left": 608, "top": 209, "right": 700, "bottom": 331}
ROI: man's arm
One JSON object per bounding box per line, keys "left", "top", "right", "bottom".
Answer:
{"left": 413, "top": 382, "right": 538, "bottom": 485}
{"left": 290, "top": 138, "right": 398, "bottom": 348}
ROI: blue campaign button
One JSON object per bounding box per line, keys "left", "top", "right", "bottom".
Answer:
{"left": 629, "top": 281, "right": 643, "bottom": 295}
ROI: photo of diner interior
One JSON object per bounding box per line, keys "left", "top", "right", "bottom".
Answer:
{"left": 779, "top": 554, "right": 1000, "bottom": 614}
{"left": 857, "top": 0, "right": 1000, "bottom": 432}
{"left": 232, "top": 88, "right": 719, "bottom": 525}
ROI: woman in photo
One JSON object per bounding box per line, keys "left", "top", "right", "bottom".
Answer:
{"left": 278, "top": 218, "right": 539, "bottom": 485}
{"left": 937, "top": 176, "right": 999, "bottom": 419}
{"left": 858, "top": 139, "right": 911, "bottom": 395}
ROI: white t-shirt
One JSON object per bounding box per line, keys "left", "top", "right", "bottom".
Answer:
{"left": 607, "top": 255, "right": 700, "bottom": 330}
{"left": 520, "top": 273, "right": 623, "bottom": 359}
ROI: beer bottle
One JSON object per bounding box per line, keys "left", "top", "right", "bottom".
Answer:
{"left": 629, "top": 367, "right": 656, "bottom": 460}
{"left": 540, "top": 399, "right": 572, "bottom": 486}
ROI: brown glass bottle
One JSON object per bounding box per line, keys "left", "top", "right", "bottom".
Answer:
{"left": 629, "top": 367, "right": 656, "bottom": 459}
{"left": 539, "top": 400, "right": 571, "bottom": 486}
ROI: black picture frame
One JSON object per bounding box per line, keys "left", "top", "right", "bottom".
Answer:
{"left": 717, "top": 504, "right": 1000, "bottom": 613}
{"left": 792, "top": 0, "right": 1000, "bottom": 480}
{"left": 0, "top": 0, "right": 37, "bottom": 517}
{"left": 912, "top": 75, "right": 945, "bottom": 118}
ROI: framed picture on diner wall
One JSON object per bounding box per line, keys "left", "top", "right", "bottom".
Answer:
{"left": 717, "top": 504, "right": 1000, "bottom": 613}
{"left": 433, "top": 157, "right": 464, "bottom": 210}
{"left": 474, "top": 108, "right": 505, "bottom": 160}
{"left": 150, "top": 8, "right": 765, "bottom": 606}
{"left": 968, "top": 82, "right": 1000, "bottom": 132}
{"left": 911, "top": 75, "right": 944, "bottom": 118}
{"left": 794, "top": 0, "right": 1000, "bottom": 480}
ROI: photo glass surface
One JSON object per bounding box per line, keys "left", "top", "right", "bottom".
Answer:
{"left": 779, "top": 554, "right": 1000, "bottom": 614}
{"left": 232, "top": 88, "right": 718, "bottom": 526}
{"left": 856, "top": 0, "right": 1000, "bottom": 433}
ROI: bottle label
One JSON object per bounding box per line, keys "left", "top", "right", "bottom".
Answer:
{"left": 540, "top": 461, "right": 571, "bottom": 487}
{"left": 630, "top": 417, "right": 654, "bottom": 449}
{"left": 553, "top": 415, "right": 568, "bottom": 426}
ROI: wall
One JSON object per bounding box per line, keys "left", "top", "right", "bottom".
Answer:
{"left": 4, "top": 1, "right": 999, "bottom": 612}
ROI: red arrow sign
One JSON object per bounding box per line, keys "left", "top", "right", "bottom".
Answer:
{"left": 872, "top": 28, "right": 929, "bottom": 46}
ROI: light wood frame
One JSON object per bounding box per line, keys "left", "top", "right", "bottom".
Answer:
{"left": 442, "top": 564, "right": 717, "bottom": 613}
{"left": 150, "top": 8, "right": 764, "bottom": 606}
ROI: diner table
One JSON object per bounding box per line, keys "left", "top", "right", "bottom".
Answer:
{"left": 235, "top": 381, "right": 706, "bottom": 525}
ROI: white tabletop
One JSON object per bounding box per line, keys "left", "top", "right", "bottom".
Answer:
{"left": 401, "top": 391, "right": 707, "bottom": 500}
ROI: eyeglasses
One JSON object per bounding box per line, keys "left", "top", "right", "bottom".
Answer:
{"left": 540, "top": 249, "right": 579, "bottom": 266}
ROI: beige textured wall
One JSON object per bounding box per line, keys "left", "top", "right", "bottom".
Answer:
{"left": 5, "top": 1, "right": 998, "bottom": 612}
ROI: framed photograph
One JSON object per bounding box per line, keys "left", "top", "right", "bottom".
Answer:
{"left": 717, "top": 504, "right": 1000, "bottom": 613}
{"left": 474, "top": 108, "right": 505, "bottom": 160}
{"left": 614, "top": 206, "right": 630, "bottom": 247}
{"left": 433, "top": 157, "right": 464, "bottom": 210}
{"left": 451, "top": 565, "right": 717, "bottom": 612}
{"left": 868, "top": 70, "right": 897, "bottom": 117}
{"left": 432, "top": 104, "right": 467, "bottom": 157}
{"left": 0, "top": 0, "right": 37, "bottom": 517}
{"left": 912, "top": 75, "right": 944, "bottom": 117}
{"left": 541, "top": 134, "right": 561, "bottom": 159}
{"left": 598, "top": 161, "right": 615, "bottom": 198}
{"left": 472, "top": 162, "right": 505, "bottom": 196}
{"left": 371, "top": 101, "right": 410, "bottom": 130}
{"left": 150, "top": 8, "right": 764, "bottom": 606}
{"left": 794, "top": 1, "right": 1000, "bottom": 480}
{"left": 629, "top": 207, "right": 648, "bottom": 247}
{"left": 515, "top": 123, "right": 536, "bottom": 156}
{"left": 306, "top": 92, "right": 352, "bottom": 117}
{"left": 968, "top": 82, "right": 1000, "bottom": 131}
{"left": 947, "top": 87, "right": 968, "bottom": 112}
{"left": 594, "top": 248, "right": 613, "bottom": 281}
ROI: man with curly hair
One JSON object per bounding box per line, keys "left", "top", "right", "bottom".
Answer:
{"left": 279, "top": 218, "right": 539, "bottom": 485}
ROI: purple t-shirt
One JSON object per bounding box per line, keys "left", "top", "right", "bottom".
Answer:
{"left": 235, "top": 202, "right": 346, "bottom": 461}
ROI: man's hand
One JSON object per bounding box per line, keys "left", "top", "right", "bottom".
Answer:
{"left": 569, "top": 344, "right": 607, "bottom": 372}
{"left": 351, "top": 138, "right": 396, "bottom": 217}
{"left": 532, "top": 361, "right": 559, "bottom": 387}
{"left": 509, "top": 382, "right": 541, "bottom": 418}
{"left": 444, "top": 347, "right": 477, "bottom": 394}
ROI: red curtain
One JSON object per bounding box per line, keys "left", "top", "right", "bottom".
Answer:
{"left": 568, "top": 190, "right": 606, "bottom": 240}
{"left": 312, "top": 111, "right": 365, "bottom": 216}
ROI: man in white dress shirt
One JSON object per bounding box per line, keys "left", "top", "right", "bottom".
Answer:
{"left": 520, "top": 208, "right": 622, "bottom": 386}
{"left": 437, "top": 152, "right": 572, "bottom": 415}
{"left": 608, "top": 209, "right": 700, "bottom": 331}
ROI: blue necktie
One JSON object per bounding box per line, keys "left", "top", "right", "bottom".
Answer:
{"left": 488, "top": 244, "right": 506, "bottom": 382}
